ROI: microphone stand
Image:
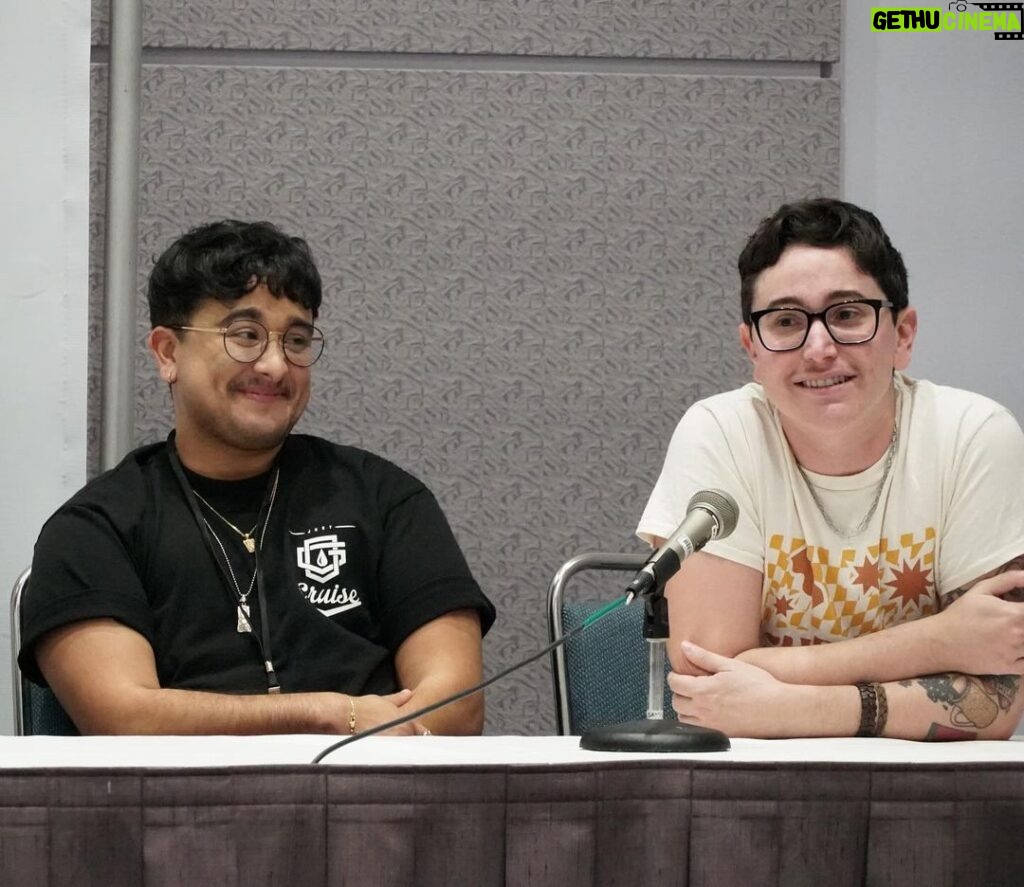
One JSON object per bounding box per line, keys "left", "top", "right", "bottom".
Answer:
{"left": 579, "top": 586, "right": 730, "bottom": 752}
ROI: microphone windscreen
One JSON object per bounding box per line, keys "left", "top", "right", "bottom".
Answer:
{"left": 686, "top": 489, "right": 739, "bottom": 540}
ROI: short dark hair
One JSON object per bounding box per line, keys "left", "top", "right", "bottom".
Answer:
{"left": 147, "top": 220, "right": 323, "bottom": 327}
{"left": 737, "top": 198, "right": 908, "bottom": 322}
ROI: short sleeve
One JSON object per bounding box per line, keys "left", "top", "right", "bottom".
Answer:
{"left": 375, "top": 486, "right": 495, "bottom": 649}
{"left": 636, "top": 400, "right": 766, "bottom": 574}
{"left": 19, "top": 502, "right": 157, "bottom": 685}
{"left": 938, "top": 406, "right": 1024, "bottom": 591}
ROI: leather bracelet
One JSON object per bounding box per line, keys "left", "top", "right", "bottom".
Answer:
{"left": 347, "top": 696, "right": 357, "bottom": 735}
{"left": 874, "top": 683, "right": 889, "bottom": 737}
{"left": 855, "top": 682, "right": 878, "bottom": 737}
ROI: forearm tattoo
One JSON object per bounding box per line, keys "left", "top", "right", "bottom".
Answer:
{"left": 941, "top": 553, "right": 1024, "bottom": 608}
{"left": 900, "top": 673, "right": 1020, "bottom": 739}
{"left": 920, "top": 554, "right": 1024, "bottom": 739}
{"left": 1002, "top": 553, "right": 1024, "bottom": 602}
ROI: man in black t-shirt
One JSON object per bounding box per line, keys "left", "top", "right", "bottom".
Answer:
{"left": 20, "top": 220, "right": 495, "bottom": 736}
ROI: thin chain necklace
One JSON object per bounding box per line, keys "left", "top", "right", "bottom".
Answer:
{"left": 797, "top": 406, "right": 899, "bottom": 539}
{"left": 196, "top": 468, "right": 280, "bottom": 633}
{"left": 193, "top": 490, "right": 259, "bottom": 553}
{"left": 202, "top": 519, "right": 257, "bottom": 631}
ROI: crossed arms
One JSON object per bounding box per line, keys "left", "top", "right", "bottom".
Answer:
{"left": 661, "top": 551, "right": 1024, "bottom": 740}
{"left": 35, "top": 608, "right": 484, "bottom": 736}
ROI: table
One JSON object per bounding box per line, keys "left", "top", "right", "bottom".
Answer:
{"left": 2, "top": 735, "right": 1024, "bottom": 886}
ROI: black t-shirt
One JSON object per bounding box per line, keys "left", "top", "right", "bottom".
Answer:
{"left": 20, "top": 434, "right": 495, "bottom": 695}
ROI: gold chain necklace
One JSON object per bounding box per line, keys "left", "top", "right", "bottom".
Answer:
{"left": 193, "top": 490, "right": 259, "bottom": 553}
{"left": 202, "top": 518, "right": 258, "bottom": 631}
{"left": 195, "top": 469, "right": 280, "bottom": 633}
{"left": 797, "top": 407, "right": 899, "bottom": 540}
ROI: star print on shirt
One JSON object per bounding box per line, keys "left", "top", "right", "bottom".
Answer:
{"left": 762, "top": 529, "right": 938, "bottom": 645}
{"left": 854, "top": 556, "right": 881, "bottom": 592}
{"left": 889, "top": 558, "right": 933, "bottom": 608}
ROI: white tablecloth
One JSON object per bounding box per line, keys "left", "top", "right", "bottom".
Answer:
{"left": 3, "top": 732, "right": 1024, "bottom": 769}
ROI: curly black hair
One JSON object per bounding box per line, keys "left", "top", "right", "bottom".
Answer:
{"left": 147, "top": 219, "right": 322, "bottom": 327}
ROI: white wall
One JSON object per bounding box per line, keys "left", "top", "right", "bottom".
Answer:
{"left": 842, "top": 3, "right": 1024, "bottom": 420}
{"left": 0, "top": 2, "right": 91, "bottom": 733}
{"left": 843, "top": 3, "right": 1024, "bottom": 735}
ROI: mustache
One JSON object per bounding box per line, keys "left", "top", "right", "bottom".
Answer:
{"left": 229, "top": 375, "right": 292, "bottom": 397}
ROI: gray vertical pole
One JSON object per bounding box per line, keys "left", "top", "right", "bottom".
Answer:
{"left": 100, "top": 0, "right": 143, "bottom": 470}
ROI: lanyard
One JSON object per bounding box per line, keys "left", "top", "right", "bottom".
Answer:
{"left": 166, "top": 434, "right": 282, "bottom": 693}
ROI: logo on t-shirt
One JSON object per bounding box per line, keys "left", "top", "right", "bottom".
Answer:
{"left": 292, "top": 526, "right": 363, "bottom": 618}
{"left": 296, "top": 533, "right": 347, "bottom": 583}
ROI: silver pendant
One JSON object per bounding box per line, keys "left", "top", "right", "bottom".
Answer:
{"left": 236, "top": 602, "right": 252, "bottom": 633}
{"left": 243, "top": 536, "right": 256, "bottom": 554}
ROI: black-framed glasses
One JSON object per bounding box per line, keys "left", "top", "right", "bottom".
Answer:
{"left": 749, "top": 299, "right": 894, "bottom": 352}
{"left": 171, "top": 320, "right": 326, "bottom": 367}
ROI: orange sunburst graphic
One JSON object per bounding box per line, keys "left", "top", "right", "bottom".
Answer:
{"left": 889, "top": 558, "right": 933, "bottom": 609}
{"left": 853, "top": 556, "right": 881, "bottom": 592}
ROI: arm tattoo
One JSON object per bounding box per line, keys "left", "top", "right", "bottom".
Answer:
{"left": 1003, "top": 553, "right": 1024, "bottom": 603}
{"left": 940, "top": 552, "right": 1024, "bottom": 608}
{"left": 920, "top": 554, "right": 1023, "bottom": 739}
{"left": 899, "top": 673, "right": 1020, "bottom": 738}
{"left": 925, "top": 723, "right": 976, "bottom": 741}
{"left": 941, "top": 588, "right": 968, "bottom": 607}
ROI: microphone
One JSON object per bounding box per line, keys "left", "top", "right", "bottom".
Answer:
{"left": 626, "top": 489, "right": 739, "bottom": 602}
{"left": 579, "top": 488, "right": 740, "bottom": 754}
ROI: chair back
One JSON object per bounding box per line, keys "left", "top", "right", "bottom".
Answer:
{"left": 547, "top": 552, "right": 674, "bottom": 735}
{"left": 10, "top": 568, "right": 79, "bottom": 736}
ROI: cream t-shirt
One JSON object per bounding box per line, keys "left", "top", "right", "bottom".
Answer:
{"left": 637, "top": 374, "right": 1024, "bottom": 646}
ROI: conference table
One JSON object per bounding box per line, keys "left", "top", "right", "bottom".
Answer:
{"left": 2, "top": 734, "right": 1024, "bottom": 886}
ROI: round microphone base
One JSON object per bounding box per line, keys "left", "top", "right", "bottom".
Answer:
{"left": 579, "top": 719, "right": 730, "bottom": 753}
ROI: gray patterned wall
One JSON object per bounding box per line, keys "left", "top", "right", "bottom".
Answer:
{"left": 88, "top": 1, "right": 840, "bottom": 734}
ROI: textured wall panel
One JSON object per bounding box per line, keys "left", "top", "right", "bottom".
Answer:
{"left": 88, "top": 62, "right": 838, "bottom": 734}
{"left": 92, "top": 0, "right": 840, "bottom": 61}
{"left": 88, "top": 65, "right": 109, "bottom": 477}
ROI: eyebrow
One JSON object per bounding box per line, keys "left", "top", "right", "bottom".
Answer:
{"left": 218, "top": 306, "right": 314, "bottom": 330}
{"left": 760, "top": 289, "right": 868, "bottom": 311}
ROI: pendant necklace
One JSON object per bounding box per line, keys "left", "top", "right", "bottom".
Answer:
{"left": 202, "top": 519, "right": 257, "bottom": 631}
{"left": 194, "top": 468, "right": 280, "bottom": 632}
{"left": 193, "top": 491, "right": 259, "bottom": 553}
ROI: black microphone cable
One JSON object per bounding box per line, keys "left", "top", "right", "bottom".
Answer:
{"left": 311, "top": 594, "right": 627, "bottom": 763}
